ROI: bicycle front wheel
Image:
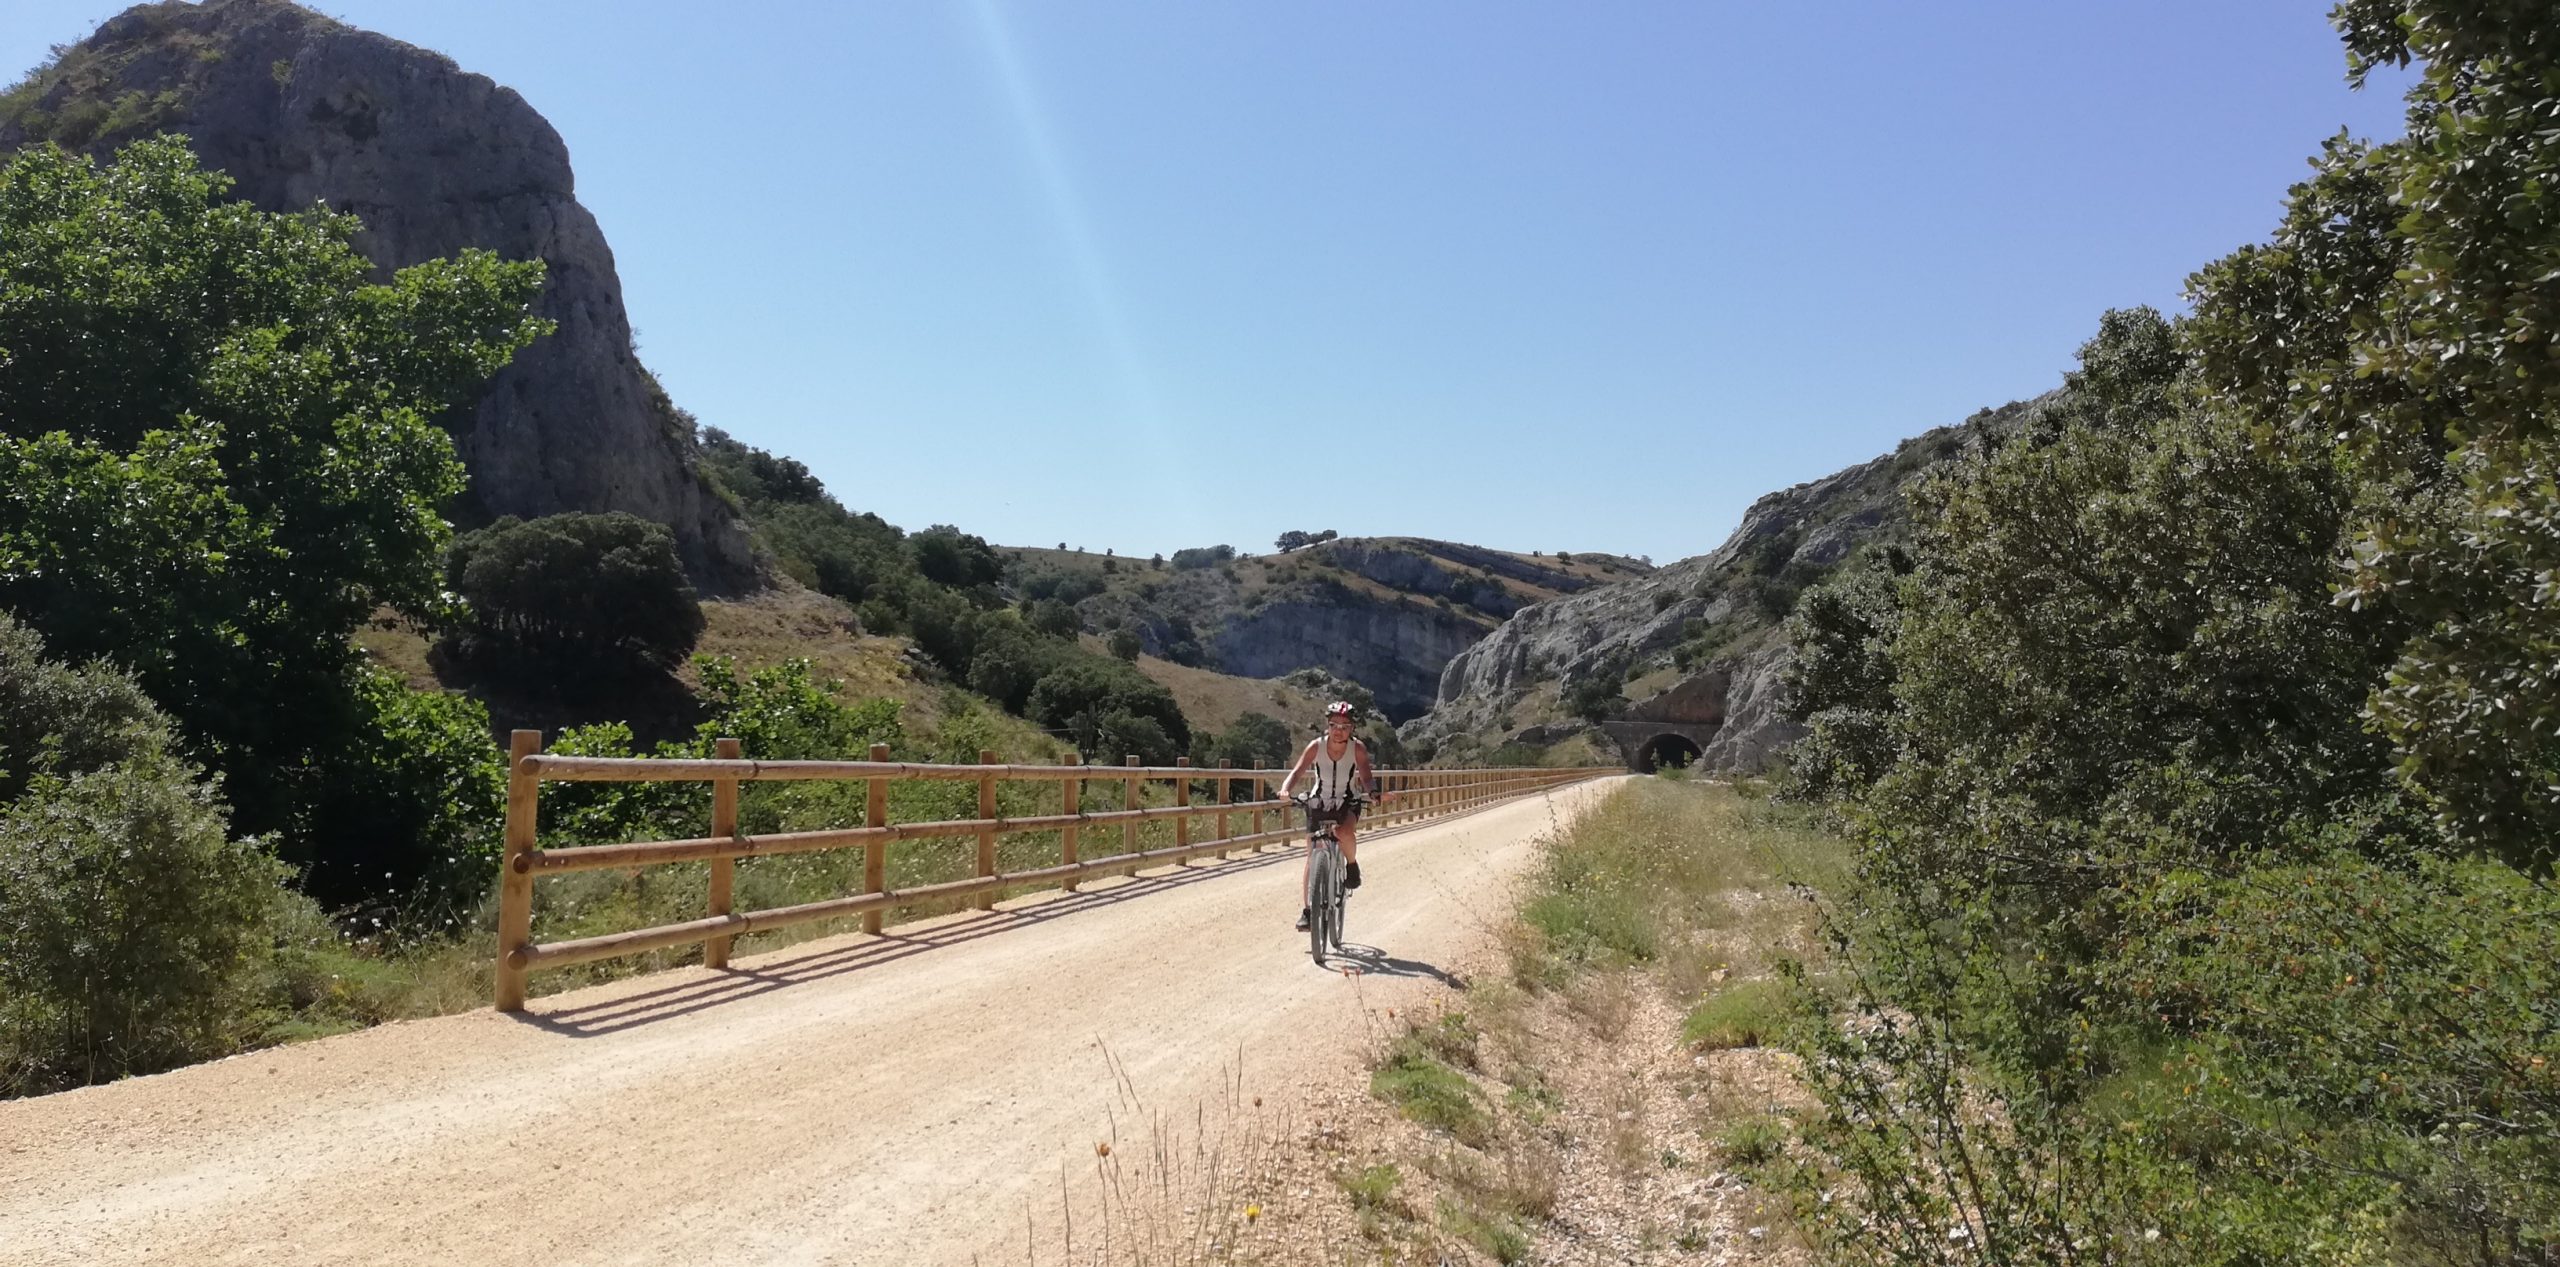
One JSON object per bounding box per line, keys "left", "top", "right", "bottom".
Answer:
{"left": 1308, "top": 885, "right": 1328, "bottom": 964}
{"left": 1309, "top": 852, "right": 1338, "bottom": 965}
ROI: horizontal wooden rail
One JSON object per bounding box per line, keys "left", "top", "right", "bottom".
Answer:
{"left": 491, "top": 730, "right": 1610, "bottom": 1009}
{"left": 521, "top": 755, "right": 1231, "bottom": 783}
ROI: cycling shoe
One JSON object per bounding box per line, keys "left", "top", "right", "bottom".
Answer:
{"left": 1344, "top": 862, "right": 1363, "bottom": 890}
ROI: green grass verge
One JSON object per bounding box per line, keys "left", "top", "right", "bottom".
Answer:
{"left": 1680, "top": 977, "right": 1790, "bottom": 1050}
{"left": 1439, "top": 1197, "right": 1532, "bottom": 1265}
{"left": 1370, "top": 1035, "right": 1492, "bottom": 1147}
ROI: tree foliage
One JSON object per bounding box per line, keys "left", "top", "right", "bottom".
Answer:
{"left": 1274, "top": 529, "right": 1337, "bottom": 553}
{"left": 0, "top": 614, "right": 295, "bottom": 1096}
{"left": 1023, "top": 657, "right": 1188, "bottom": 763}
{"left": 1209, "top": 711, "right": 1294, "bottom": 770}
{"left": 1775, "top": 6, "right": 2560, "bottom": 1253}
{"left": 0, "top": 136, "right": 547, "bottom": 897}
{"left": 1559, "top": 664, "right": 1627, "bottom": 724}
{"left": 441, "top": 512, "right": 705, "bottom": 689}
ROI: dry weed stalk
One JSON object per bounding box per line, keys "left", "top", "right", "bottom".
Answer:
{"left": 1042, "top": 1043, "right": 1299, "bottom": 1267}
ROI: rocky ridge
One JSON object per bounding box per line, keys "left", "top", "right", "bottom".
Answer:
{"left": 1409, "top": 393, "right": 2060, "bottom": 770}
{"left": 1009, "top": 538, "right": 1649, "bottom": 723}
{"left": 0, "top": 0, "right": 756, "bottom": 589}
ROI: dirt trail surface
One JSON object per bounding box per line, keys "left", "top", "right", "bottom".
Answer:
{"left": 0, "top": 780, "right": 1621, "bottom": 1267}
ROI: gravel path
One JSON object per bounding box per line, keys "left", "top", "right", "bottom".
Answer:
{"left": 0, "top": 779, "right": 1620, "bottom": 1267}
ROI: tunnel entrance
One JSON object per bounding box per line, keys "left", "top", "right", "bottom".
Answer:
{"left": 1637, "top": 733, "right": 1703, "bottom": 774}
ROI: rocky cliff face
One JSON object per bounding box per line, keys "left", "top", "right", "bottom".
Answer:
{"left": 1213, "top": 591, "right": 1487, "bottom": 723}
{"left": 1409, "top": 393, "right": 2058, "bottom": 770}
{"left": 0, "top": 0, "right": 756, "bottom": 589}
{"left": 1011, "top": 537, "right": 1647, "bottom": 723}
{"left": 1318, "top": 538, "right": 1610, "bottom": 620}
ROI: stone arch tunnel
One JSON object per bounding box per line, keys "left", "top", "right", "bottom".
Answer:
{"left": 1595, "top": 666, "right": 1730, "bottom": 772}
{"left": 1598, "top": 721, "right": 1716, "bottom": 773}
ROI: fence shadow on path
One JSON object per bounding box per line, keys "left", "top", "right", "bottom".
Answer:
{"left": 515, "top": 842, "right": 1318, "bottom": 1038}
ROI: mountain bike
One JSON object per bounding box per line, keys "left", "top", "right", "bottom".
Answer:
{"left": 1293, "top": 795, "right": 1349, "bottom": 966}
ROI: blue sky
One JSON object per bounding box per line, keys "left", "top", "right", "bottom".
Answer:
{"left": 3, "top": 2, "right": 2413, "bottom": 562}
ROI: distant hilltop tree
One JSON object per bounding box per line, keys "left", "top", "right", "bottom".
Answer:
{"left": 1172, "top": 544, "right": 1237, "bottom": 570}
{"left": 1274, "top": 529, "right": 1338, "bottom": 553}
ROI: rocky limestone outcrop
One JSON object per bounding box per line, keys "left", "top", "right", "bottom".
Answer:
{"left": 1317, "top": 539, "right": 1538, "bottom": 619}
{"left": 1696, "top": 648, "right": 1797, "bottom": 770}
{"left": 0, "top": 0, "right": 756, "bottom": 589}
{"left": 1408, "top": 392, "right": 2060, "bottom": 771}
{"left": 1215, "top": 595, "right": 1485, "bottom": 724}
{"left": 1042, "top": 536, "right": 1626, "bottom": 721}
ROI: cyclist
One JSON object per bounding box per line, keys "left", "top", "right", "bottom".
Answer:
{"left": 1274, "top": 700, "right": 1387, "bottom": 931}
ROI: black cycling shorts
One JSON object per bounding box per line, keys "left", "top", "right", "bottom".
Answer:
{"left": 1304, "top": 797, "right": 1365, "bottom": 830}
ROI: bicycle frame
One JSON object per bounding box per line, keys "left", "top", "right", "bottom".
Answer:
{"left": 1304, "top": 817, "right": 1347, "bottom": 964}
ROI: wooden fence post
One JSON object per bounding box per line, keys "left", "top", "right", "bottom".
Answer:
{"left": 1061, "top": 752, "right": 1083, "bottom": 892}
{"left": 1215, "top": 762, "right": 1231, "bottom": 858}
{"left": 976, "top": 749, "right": 999, "bottom": 910}
{"left": 863, "top": 743, "right": 889, "bottom": 934}
{"left": 704, "top": 736, "right": 741, "bottom": 968}
{"left": 1174, "top": 757, "right": 1191, "bottom": 859}
{"left": 1121, "top": 755, "right": 1140, "bottom": 877}
{"left": 495, "top": 729, "right": 541, "bottom": 1012}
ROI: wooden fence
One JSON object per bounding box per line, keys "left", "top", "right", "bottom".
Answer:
{"left": 491, "top": 728, "right": 1611, "bottom": 1010}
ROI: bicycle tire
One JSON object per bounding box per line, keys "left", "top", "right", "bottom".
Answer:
{"left": 1308, "top": 845, "right": 1332, "bottom": 965}
{"left": 1310, "top": 870, "right": 1331, "bottom": 967}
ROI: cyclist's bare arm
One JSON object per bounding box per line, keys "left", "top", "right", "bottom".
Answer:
{"left": 1353, "top": 739, "right": 1388, "bottom": 801}
{"left": 1274, "top": 738, "right": 1319, "bottom": 802}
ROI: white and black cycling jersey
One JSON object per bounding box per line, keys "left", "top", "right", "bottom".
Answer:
{"left": 1303, "top": 738, "right": 1369, "bottom": 811}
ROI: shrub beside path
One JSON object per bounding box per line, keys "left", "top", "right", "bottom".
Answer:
{"left": 0, "top": 780, "right": 1621, "bottom": 1267}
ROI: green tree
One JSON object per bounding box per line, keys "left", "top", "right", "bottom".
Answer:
{"left": 296, "top": 669, "right": 506, "bottom": 913}
{"left": 1213, "top": 711, "right": 1294, "bottom": 770}
{"left": 1096, "top": 711, "right": 1176, "bottom": 767}
{"left": 2245, "top": 1, "right": 2560, "bottom": 866}
{"left": 441, "top": 512, "right": 706, "bottom": 689}
{"left": 1559, "top": 662, "right": 1627, "bottom": 723}
{"left": 1106, "top": 627, "right": 1142, "bottom": 661}
{"left": 699, "top": 428, "right": 912, "bottom": 603}
{"left": 1776, "top": 6, "right": 2560, "bottom": 1243}
{"left": 0, "top": 136, "right": 547, "bottom": 891}
{"left": 909, "top": 524, "right": 1002, "bottom": 589}
{"left": 0, "top": 614, "right": 295, "bottom": 1095}
{"left": 1024, "top": 598, "right": 1081, "bottom": 638}
{"left": 1024, "top": 659, "right": 1188, "bottom": 759}
{"left": 1778, "top": 546, "right": 1908, "bottom": 798}
{"left": 964, "top": 622, "right": 1052, "bottom": 714}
